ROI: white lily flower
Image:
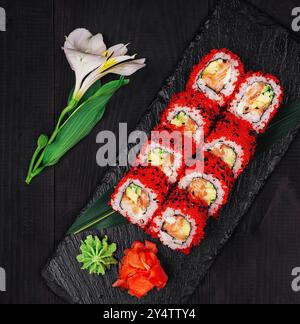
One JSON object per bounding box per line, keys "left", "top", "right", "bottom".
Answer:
{"left": 63, "top": 28, "right": 108, "bottom": 99}
{"left": 63, "top": 28, "right": 146, "bottom": 101}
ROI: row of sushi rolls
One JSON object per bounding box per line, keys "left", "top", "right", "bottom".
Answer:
{"left": 111, "top": 49, "right": 284, "bottom": 255}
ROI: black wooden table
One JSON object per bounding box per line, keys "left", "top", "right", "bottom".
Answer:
{"left": 0, "top": 0, "right": 300, "bottom": 304}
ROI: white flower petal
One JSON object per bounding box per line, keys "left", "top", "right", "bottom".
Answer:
{"left": 108, "top": 59, "right": 146, "bottom": 76}
{"left": 64, "top": 28, "right": 92, "bottom": 50}
{"left": 83, "top": 33, "right": 107, "bottom": 55}
{"left": 65, "top": 28, "right": 107, "bottom": 55}
{"left": 107, "top": 44, "right": 129, "bottom": 57}
{"left": 63, "top": 48, "right": 106, "bottom": 74}
{"left": 113, "top": 54, "right": 137, "bottom": 64}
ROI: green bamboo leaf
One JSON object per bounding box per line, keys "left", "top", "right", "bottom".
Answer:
{"left": 42, "top": 78, "right": 129, "bottom": 167}
{"left": 67, "top": 188, "right": 128, "bottom": 235}
{"left": 68, "top": 101, "right": 300, "bottom": 235}
{"left": 256, "top": 101, "right": 300, "bottom": 156}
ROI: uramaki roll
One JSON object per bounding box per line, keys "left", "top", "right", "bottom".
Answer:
{"left": 187, "top": 48, "right": 245, "bottom": 107}
{"left": 134, "top": 133, "right": 185, "bottom": 184}
{"left": 111, "top": 166, "right": 170, "bottom": 229}
{"left": 205, "top": 112, "right": 257, "bottom": 178}
{"left": 178, "top": 151, "right": 235, "bottom": 218}
{"left": 159, "top": 90, "right": 220, "bottom": 143}
{"left": 148, "top": 189, "right": 208, "bottom": 255}
{"left": 229, "top": 72, "right": 284, "bottom": 134}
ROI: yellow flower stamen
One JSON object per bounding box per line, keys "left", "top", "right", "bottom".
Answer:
{"left": 102, "top": 50, "right": 110, "bottom": 58}
{"left": 99, "top": 57, "right": 118, "bottom": 73}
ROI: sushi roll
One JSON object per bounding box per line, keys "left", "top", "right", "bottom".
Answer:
{"left": 111, "top": 166, "right": 170, "bottom": 229}
{"left": 205, "top": 112, "right": 257, "bottom": 178}
{"left": 159, "top": 91, "right": 220, "bottom": 143}
{"left": 135, "top": 133, "right": 185, "bottom": 184}
{"left": 229, "top": 72, "right": 284, "bottom": 133}
{"left": 149, "top": 189, "right": 208, "bottom": 255}
{"left": 187, "top": 49, "right": 245, "bottom": 107}
{"left": 178, "top": 152, "right": 235, "bottom": 218}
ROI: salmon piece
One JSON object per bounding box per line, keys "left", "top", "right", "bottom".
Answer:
{"left": 184, "top": 118, "right": 198, "bottom": 134}
{"left": 139, "top": 191, "right": 150, "bottom": 211}
{"left": 162, "top": 216, "right": 191, "bottom": 242}
{"left": 211, "top": 144, "right": 237, "bottom": 169}
{"left": 159, "top": 152, "right": 175, "bottom": 178}
{"left": 243, "top": 82, "right": 265, "bottom": 108}
{"left": 121, "top": 189, "right": 150, "bottom": 215}
{"left": 188, "top": 178, "right": 217, "bottom": 205}
{"left": 242, "top": 82, "right": 274, "bottom": 120}
{"left": 201, "top": 59, "right": 231, "bottom": 93}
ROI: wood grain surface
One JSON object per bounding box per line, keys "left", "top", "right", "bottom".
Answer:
{"left": 0, "top": 0, "right": 300, "bottom": 304}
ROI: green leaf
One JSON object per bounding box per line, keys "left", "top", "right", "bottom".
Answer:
{"left": 79, "top": 80, "right": 102, "bottom": 105}
{"left": 67, "top": 187, "right": 128, "bottom": 235}
{"left": 42, "top": 78, "right": 129, "bottom": 167}
{"left": 256, "top": 101, "right": 300, "bottom": 156}
{"left": 77, "top": 235, "right": 118, "bottom": 276}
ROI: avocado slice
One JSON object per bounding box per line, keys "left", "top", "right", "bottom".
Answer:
{"left": 148, "top": 148, "right": 167, "bottom": 166}
{"left": 211, "top": 144, "right": 237, "bottom": 169}
{"left": 125, "top": 183, "right": 142, "bottom": 204}
{"left": 205, "top": 183, "right": 218, "bottom": 206}
{"left": 250, "top": 84, "right": 274, "bottom": 110}
{"left": 171, "top": 111, "right": 189, "bottom": 127}
{"left": 202, "top": 59, "right": 224, "bottom": 76}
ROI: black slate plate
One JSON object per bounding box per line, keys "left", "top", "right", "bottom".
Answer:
{"left": 42, "top": 0, "right": 300, "bottom": 304}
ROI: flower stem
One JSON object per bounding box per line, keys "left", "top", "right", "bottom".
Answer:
{"left": 25, "top": 99, "right": 78, "bottom": 185}
{"left": 48, "top": 99, "right": 78, "bottom": 145}
{"left": 25, "top": 145, "right": 44, "bottom": 184}
{"left": 25, "top": 166, "right": 45, "bottom": 185}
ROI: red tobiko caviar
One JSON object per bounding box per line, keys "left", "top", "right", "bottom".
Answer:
{"left": 113, "top": 241, "right": 168, "bottom": 299}
{"left": 205, "top": 111, "right": 257, "bottom": 178}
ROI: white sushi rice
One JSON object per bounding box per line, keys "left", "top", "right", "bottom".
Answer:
{"left": 193, "top": 52, "right": 242, "bottom": 105}
{"left": 204, "top": 138, "right": 244, "bottom": 178}
{"left": 111, "top": 178, "right": 159, "bottom": 227}
{"left": 230, "top": 75, "right": 282, "bottom": 133}
{"left": 137, "top": 141, "right": 184, "bottom": 184}
{"left": 152, "top": 208, "right": 197, "bottom": 251}
{"left": 166, "top": 105, "right": 204, "bottom": 143}
{"left": 178, "top": 172, "right": 225, "bottom": 216}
